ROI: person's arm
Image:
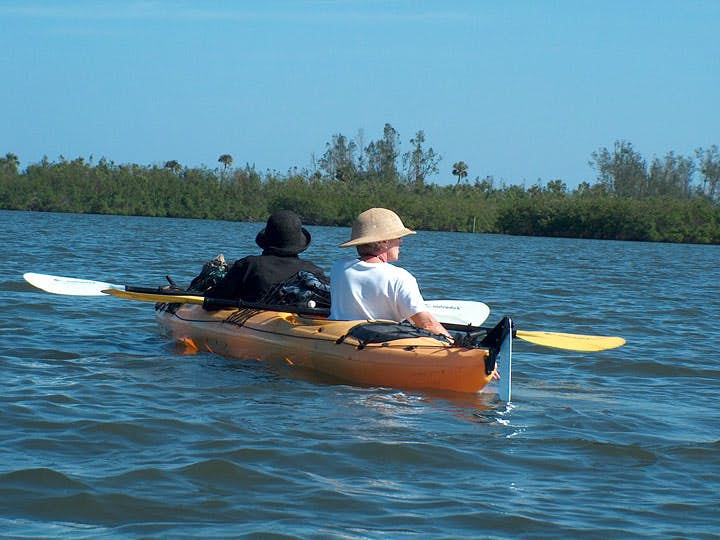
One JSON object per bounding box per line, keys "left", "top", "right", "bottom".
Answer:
{"left": 409, "top": 310, "right": 499, "bottom": 380}
{"left": 408, "top": 311, "right": 453, "bottom": 339}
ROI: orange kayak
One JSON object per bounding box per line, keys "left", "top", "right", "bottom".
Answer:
{"left": 156, "top": 304, "right": 511, "bottom": 395}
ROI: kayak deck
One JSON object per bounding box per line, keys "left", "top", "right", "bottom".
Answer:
{"left": 156, "top": 304, "right": 501, "bottom": 394}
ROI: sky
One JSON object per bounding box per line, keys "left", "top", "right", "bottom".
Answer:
{"left": 1, "top": 0, "right": 718, "bottom": 188}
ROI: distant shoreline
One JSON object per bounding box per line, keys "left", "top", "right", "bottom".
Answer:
{"left": 1, "top": 139, "right": 718, "bottom": 245}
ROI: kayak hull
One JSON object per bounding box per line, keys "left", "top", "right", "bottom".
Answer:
{"left": 156, "top": 305, "right": 496, "bottom": 394}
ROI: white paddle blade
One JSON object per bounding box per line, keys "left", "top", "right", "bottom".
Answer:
{"left": 23, "top": 273, "right": 123, "bottom": 296}
{"left": 425, "top": 300, "right": 490, "bottom": 327}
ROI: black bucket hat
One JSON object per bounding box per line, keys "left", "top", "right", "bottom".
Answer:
{"left": 255, "top": 210, "right": 311, "bottom": 256}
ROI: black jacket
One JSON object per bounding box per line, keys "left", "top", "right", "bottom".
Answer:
{"left": 204, "top": 253, "right": 326, "bottom": 306}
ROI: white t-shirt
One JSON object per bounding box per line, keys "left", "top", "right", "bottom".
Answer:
{"left": 329, "top": 257, "right": 427, "bottom": 321}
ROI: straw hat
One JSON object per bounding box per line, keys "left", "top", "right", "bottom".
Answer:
{"left": 340, "top": 208, "right": 416, "bottom": 247}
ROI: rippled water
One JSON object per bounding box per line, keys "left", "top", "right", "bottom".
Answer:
{"left": 1, "top": 210, "right": 718, "bottom": 538}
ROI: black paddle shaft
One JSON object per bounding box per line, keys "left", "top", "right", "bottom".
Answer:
{"left": 125, "top": 285, "right": 331, "bottom": 317}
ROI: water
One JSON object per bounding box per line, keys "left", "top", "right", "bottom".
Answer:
{"left": 1, "top": 209, "right": 718, "bottom": 538}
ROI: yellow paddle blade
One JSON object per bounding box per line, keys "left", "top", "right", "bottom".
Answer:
{"left": 102, "top": 289, "right": 205, "bottom": 304}
{"left": 515, "top": 330, "right": 626, "bottom": 352}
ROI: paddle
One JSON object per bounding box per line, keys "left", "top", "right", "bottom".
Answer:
{"left": 23, "top": 272, "right": 124, "bottom": 296}
{"left": 442, "top": 321, "right": 625, "bottom": 352}
{"left": 23, "top": 272, "right": 625, "bottom": 352}
{"left": 22, "top": 272, "right": 490, "bottom": 327}
{"left": 105, "top": 288, "right": 331, "bottom": 316}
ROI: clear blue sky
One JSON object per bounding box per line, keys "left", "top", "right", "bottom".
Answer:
{"left": 1, "top": 1, "right": 718, "bottom": 188}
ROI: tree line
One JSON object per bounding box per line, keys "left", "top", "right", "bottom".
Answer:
{"left": 1, "top": 125, "right": 718, "bottom": 244}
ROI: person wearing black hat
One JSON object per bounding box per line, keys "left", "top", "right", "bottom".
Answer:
{"left": 203, "top": 210, "right": 326, "bottom": 307}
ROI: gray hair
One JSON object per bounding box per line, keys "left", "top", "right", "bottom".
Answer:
{"left": 356, "top": 241, "right": 386, "bottom": 257}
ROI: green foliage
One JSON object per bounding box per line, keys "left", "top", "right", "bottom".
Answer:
{"left": 1, "top": 134, "right": 718, "bottom": 244}
{"left": 695, "top": 145, "right": 720, "bottom": 201}
{"left": 365, "top": 124, "right": 401, "bottom": 185}
{"left": 451, "top": 161, "right": 469, "bottom": 185}
{"left": 590, "top": 140, "right": 649, "bottom": 197}
{"left": 496, "top": 192, "right": 719, "bottom": 243}
{"left": 318, "top": 134, "right": 358, "bottom": 183}
{"left": 218, "top": 154, "right": 233, "bottom": 171}
{"left": 402, "top": 130, "right": 440, "bottom": 189}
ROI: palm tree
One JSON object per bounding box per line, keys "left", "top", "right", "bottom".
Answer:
{"left": 0, "top": 152, "right": 20, "bottom": 174}
{"left": 218, "top": 154, "right": 233, "bottom": 171}
{"left": 452, "top": 161, "right": 468, "bottom": 184}
{"left": 164, "top": 160, "right": 181, "bottom": 174}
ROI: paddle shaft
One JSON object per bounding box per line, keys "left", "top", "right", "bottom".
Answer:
{"left": 115, "top": 289, "right": 490, "bottom": 322}
{"left": 120, "top": 286, "right": 332, "bottom": 316}
{"left": 23, "top": 274, "right": 489, "bottom": 325}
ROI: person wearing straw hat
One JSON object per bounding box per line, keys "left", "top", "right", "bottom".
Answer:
{"left": 204, "top": 210, "right": 327, "bottom": 306}
{"left": 329, "top": 208, "right": 452, "bottom": 338}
